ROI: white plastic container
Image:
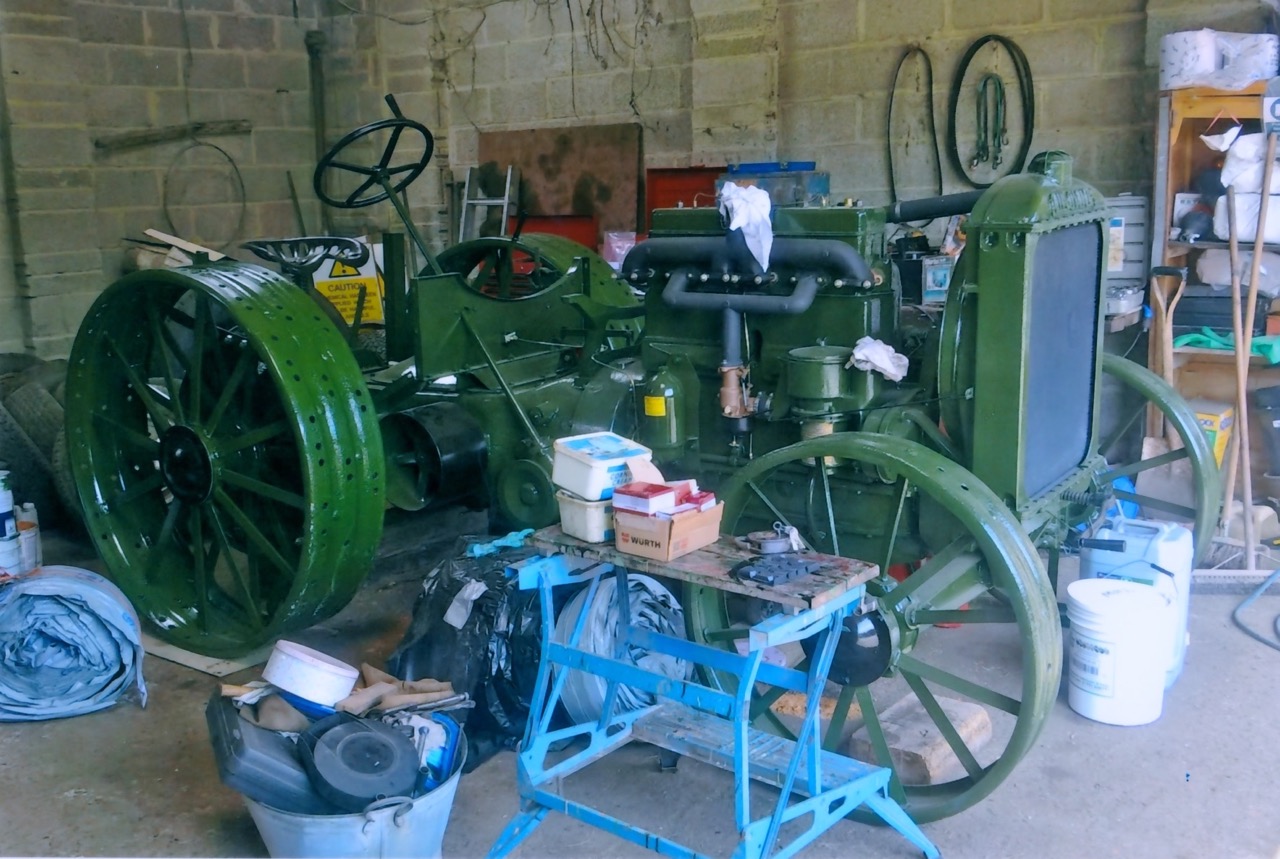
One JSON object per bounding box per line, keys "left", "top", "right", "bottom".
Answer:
{"left": 244, "top": 733, "right": 466, "bottom": 859}
{"left": 0, "top": 535, "right": 20, "bottom": 575}
{"left": 262, "top": 641, "right": 359, "bottom": 707}
{"left": 0, "top": 470, "right": 14, "bottom": 539}
{"left": 556, "top": 490, "right": 614, "bottom": 543}
{"left": 551, "top": 432, "right": 653, "bottom": 501}
{"left": 16, "top": 503, "right": 39, "bottom": 573}
{"left": 1066, "top": 578, "right": 1173, "bottom": 726}
{"left": 1081, "top": 518, "right": 1192, "bottom": 687}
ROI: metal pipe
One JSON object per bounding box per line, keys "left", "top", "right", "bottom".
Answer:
{"left": 382, "top": 231, "right": 410, "bottom": 362}
{"left": 663, "top": 269, "right": 821, "bottom": 315}
{"left": 722, "top": 308, "right": 743, "bottom": 366}
{"left": 459, "top": 313, "right": 547, "bottom": 453}
{"left": 623, "top": 236, "right": 873, "bottom": 287}
{"left": 304, "top": 30, "right": 332, "bottom": 235}
{"left": 886, "top": 190, "right": 985, "bottom": 224}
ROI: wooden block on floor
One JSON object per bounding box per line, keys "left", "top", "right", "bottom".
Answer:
{"left": 142, "top": 633, "right": 272, "bottom": 677}
{"left": 845, "top": 695, "right": 991, "bottom": 785}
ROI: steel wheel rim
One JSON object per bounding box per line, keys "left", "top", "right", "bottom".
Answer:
{"left": 65, "top": 263, "right": 386, "bottom": 656}
{"left": 1096, "top": 354, "right": 1221, "bottom": 566}
{"left": 686, "top": 432, "right": 1061, "bottom": 823}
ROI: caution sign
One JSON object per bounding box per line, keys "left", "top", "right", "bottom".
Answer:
{"left": 312, "top": 237, "right": 385, "bottom": 324}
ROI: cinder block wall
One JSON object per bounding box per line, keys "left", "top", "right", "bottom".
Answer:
{"left": 0, "top": 0, "right": 1271, "bottom": 356}
{"left": 0, "top": 0, "right": 328, "bottom": 356}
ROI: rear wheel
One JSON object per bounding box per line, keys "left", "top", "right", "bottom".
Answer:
{"left": 685, "top": 433, "right": 1061, "bottom": 823}
{"left": 65, "top": 263, "right": 385, "bottom": 656}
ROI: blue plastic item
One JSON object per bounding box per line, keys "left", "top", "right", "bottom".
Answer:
{"left": 277, "top": 689, "right": 337, "bottom": 720}
{"left": 420, "top": 713, "right": 461, "bottom": 792}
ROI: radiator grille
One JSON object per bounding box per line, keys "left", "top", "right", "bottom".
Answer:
{"left": 1024, "top": 224, "right": 1100, "bottom": 498}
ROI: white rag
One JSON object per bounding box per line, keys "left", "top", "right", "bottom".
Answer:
{"left": 719, "top": 181, "right": 773, "bottom": 272}
{"left": 847, "top": 336, "right": 909, "bottom": 382}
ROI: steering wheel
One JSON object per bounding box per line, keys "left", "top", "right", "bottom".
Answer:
{"left": 313, "top": 95, "right": 435, "bottom": 209}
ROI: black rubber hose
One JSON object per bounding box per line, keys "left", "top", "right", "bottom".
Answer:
{"left": 945, "top": 34, "right": 1035, "bottom": 189}
{"left": 886, "top": 190, "right": 986, "bottom": 224}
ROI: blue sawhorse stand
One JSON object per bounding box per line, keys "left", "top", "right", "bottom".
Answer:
{"left": 487, "top": 528, "right": 940, "bottom": 859}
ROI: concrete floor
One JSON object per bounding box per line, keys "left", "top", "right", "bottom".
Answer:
{"left": 2, "top": 511, "right": 1278, "bottom": 859}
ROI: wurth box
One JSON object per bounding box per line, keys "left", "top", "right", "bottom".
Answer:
{"left": 614, "top": 503, "right": 724, "bottom": 562}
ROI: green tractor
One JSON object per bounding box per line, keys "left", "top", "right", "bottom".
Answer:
{"left": 64, "top": 98, "right": 1218, "bottom": 821}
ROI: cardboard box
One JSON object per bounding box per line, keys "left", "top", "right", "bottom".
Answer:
{"left": 1187, "top": 398, "right": 1234, "bottom": 466}
{"left": 614, "top": 503, "right": 724, "bottom": 562}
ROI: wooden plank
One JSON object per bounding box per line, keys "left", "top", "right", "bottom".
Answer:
{"left": 143, "top": 228, "right": 227, "bottom": 261}
{"left": 630, "top": 701, "right": 884, "bottom": 796}
{"left": 532, "top": 526, "right": 877, "bottom": 611}
{"left": 94, "top": 119, "right": 252, "bottom": 152}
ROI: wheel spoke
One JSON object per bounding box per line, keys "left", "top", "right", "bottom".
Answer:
{"left": 93, "top": 411, "right": 160, "bottom": 455}
{"left": 206, "top": 503, "right": 265, "bottom": 629}
{"left": 823, "top": 683, "right": 858, "bottom": 749}
{"left": 912, "top": 606, "right": 1016, "bottom": 625}
{"left": 111, "top": 472, "right": 165, "bottom": 509}
{"left": 886, "top": 536, "right": 979, "bottom": 607}
{"left": 142, "top": 499, "right": 184, "bottom": 585}
{"left": 191, "top": 504, "right": 210, "bottom": 633}
{"left": 1113, "top": 487, "right": 1197, "bottom": 520}
{"left": 205, "top": 348, "right": 255, "bottom": 433}
{"left": 702, "top": 626, "right": 750, "bottom": 643}
{"left": 902, "top": 671, "right": 984, "bottom": 782}
{"left": 855, "top": 686, "right": 906, "bottom": 803}
{"left": 1098, "top": 397, "right": 1146, "bottom": 458}
{"left": 816, "top": 466, "right": 840, "bottom": 556}
{"left": 897, "top": 654, "right": 1020, "bottom": 716}
{"left": 189, "top": 294, "right": 209, "bottom": 419}
{"left": 105, "top": 334, "right": 174, "bottom": 432}
{"left": 219, "top": 419, "right": 290, "bottom": 453}
{"left": 880, "top": 479, "right": 910, "bottom": 575}
{"left": 220, "top": 468, "right": 306, "bottom": 510}
{"left": 147, "top": 304, "right": 186, "bottom": 423}
{"left": 744, "top": 479, "right": 813, "bottom": 550}
{"left": 213, "top": 487, "right": 296, "bottom": 579}
{"left": 1099, "top": 446, "right": 1190, "bottom": 482}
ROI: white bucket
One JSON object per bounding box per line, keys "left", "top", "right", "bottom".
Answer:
{"left": 262, "top": 641, "right": 360, "bottom": 707}
{"left": 1081, "top": 518, "right": 1192, "bottom": 687}
{"left": 1066, "top": 579, "right": 1173, "bottom": 726}
{"left": 245, "top": 733, "right": 466, "bottom": 859}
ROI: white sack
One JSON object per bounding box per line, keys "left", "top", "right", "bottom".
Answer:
{"left": 1196, "top": 248, "right": 1280, "bottom": 298}
{"left": 1213, "top": 193, "right": 1280, "bottom": 244}
{"left": 719, "top": 181, "right": 773, "bottom": 272}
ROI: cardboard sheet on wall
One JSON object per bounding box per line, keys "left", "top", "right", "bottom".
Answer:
{"left": 478, "top": 124, "right": 643, "bottom": 241}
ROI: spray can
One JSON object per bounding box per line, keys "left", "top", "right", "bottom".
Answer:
{"left": 0, "top": 471, "right": 15, "bottom": 539}
{"left": 17, "top": 503, "right": 39, "bottom": 573}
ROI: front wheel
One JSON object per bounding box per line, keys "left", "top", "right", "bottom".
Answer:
{"left": 685, "top": 433, "right": 1061, "bottom": 823}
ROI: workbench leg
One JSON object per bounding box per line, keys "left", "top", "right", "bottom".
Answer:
{"left": 486, "top": 806, "right": 550, "bottom": 859}
{"left": 863, "top": 791, "right": 940, "bottom": 859}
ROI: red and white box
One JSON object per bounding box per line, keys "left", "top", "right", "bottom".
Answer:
{"left": 612, "top": 482, "right": 678, "bottom": 515}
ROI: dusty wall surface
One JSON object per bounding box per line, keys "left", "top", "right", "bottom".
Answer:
{"left": 0, "top": 0, "right": 1273, "bottom": 355}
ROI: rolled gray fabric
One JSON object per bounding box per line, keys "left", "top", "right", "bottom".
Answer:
{"left": 0, "top": 565, "right": 147, "bottom": 721}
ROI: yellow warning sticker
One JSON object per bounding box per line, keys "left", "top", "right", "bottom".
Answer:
{"left": 312, "top": 237, "right": 385, "bottom": 324}
{"left": 643, "top": 395, "right": 667, "bottom": 417}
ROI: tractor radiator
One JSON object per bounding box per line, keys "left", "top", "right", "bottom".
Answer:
{"left": 1023, "top": 223, "right": 1101, "bottom": 498}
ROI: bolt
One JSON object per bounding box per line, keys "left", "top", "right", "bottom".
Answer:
{"left": 833, "top": 279, "right": 846, "bottom": 288}
{"left": 699, "top": 273, "right": 710, "bottom": 283}
{"left": 721, "top": 274, "right": 731, "bottom": 283}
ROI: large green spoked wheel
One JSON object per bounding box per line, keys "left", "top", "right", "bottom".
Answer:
{"left": 1095, "top": 353, "right": 1221, "bottom": 567}
{"left": 686, "top": 433, "right": 1061, "bottom": 824}
{"left": 65, "top": 263, "right": 386, "bottom": 657}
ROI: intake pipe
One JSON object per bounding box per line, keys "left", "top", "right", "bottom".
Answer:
{"left": 621, "top": 235, "right": 874, "bottom": 287}
{"left": 886, "top": 189, "right": 985, "bottom": 224}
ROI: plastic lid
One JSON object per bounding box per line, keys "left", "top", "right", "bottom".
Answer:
{"left": 1067, "top": 578, "right": 1168, "bottom": 618}
{"left": 554, "top": 432, "right": 650, "bottom": 462}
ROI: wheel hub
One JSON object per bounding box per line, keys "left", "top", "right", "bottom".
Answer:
{"left": 159, "top": 425, "right": 215, "bottom": 503}
{"left": 803, "top": 608, "right": 896, "bottom": 686}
